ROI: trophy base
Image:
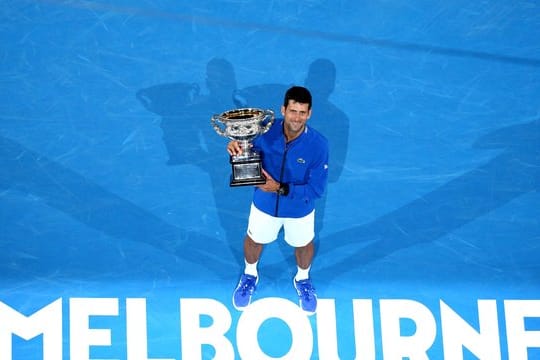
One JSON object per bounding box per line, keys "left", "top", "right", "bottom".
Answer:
{"left": 230, "top": 176, "right": 267, "bottom": 187}
{"left": 230, "top": 158, "right": 267, "bottom": 187}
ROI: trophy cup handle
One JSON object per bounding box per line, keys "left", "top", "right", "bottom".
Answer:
{"left": 211, "top": 114, "right": 227, "bottom": 137}
{"left": 260, "top": 109, "right": 275, "bottom": 134}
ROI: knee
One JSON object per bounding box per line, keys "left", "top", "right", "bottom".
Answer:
{"left": 245, "top": 235, "right": 261, "bottom": 248}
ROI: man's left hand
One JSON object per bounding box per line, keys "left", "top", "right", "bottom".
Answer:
{"left": 256, "top": 169, "right": 280, "bottom": 192}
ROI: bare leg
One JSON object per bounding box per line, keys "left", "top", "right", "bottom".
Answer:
{"left": 244, "top": 234, "right": 263, "bottom": 264}
{"left": 295, "top": 240, "right": 314, "bottom": 270}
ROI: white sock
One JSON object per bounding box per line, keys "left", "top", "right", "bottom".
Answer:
{"left": 244, "top": 260, "right": 258, "bottom": 277}
{"left": 295, "top": 266, "right": 311, "bottom": 281}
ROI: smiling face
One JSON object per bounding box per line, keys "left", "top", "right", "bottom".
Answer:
{"left": 281, "top": 100, "right": 312, "bottom": 142}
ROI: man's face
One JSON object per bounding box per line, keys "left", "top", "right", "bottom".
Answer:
{"left": 281, "top": 100, "right": 312, "bottom": 136}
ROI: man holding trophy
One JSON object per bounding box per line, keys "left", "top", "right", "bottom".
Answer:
{"left": 214, "top": 86, "right": 329, "bottom": 315}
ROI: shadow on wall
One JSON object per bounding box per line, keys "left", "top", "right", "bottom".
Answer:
{"left": 136, "top": 57, "right": 350, "bottom": 269}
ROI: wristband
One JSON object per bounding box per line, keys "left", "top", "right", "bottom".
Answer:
{"left": 277, "top": 183, "right": 289, "bottom": 196}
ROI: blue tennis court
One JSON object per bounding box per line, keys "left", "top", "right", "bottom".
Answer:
{"left": 1, "top": 1, "right": 539, "bottom": 359}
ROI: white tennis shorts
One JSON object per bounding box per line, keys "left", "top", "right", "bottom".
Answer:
{"left": 247, "top": 203, "right": 315, "bottom": 247}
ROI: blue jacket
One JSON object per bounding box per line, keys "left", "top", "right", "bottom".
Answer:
{"left": 252, "top": 119, "right": 329, "bottom": 218}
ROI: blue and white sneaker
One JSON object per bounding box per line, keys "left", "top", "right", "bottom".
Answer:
{"left": 294, "top": 278, "right": 317, "bottom": 315}
{"left": 233, "top": 274, "right": 258, "bottom": 310}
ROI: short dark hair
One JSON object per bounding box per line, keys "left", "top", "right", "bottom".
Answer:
{"left": 283, "top": 86, "right": 312, "bottom": 109}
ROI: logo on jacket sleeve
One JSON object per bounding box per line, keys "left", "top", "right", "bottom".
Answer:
{"left": 297, "top": 158, "right": 306, "bottom": 164}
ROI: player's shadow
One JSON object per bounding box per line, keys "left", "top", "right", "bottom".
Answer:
{"left": 0, "top": 135, "right": 233, "bottom": 281}
{"left": 316, "top": 119, "right": 540, "bottom": 283}
{"left": 136, "top": 58, "right": 253, "bottom": 269}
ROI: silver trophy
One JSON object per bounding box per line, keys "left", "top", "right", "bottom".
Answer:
{"left": 211, "top": 108, "right": 275, "bottom": 186}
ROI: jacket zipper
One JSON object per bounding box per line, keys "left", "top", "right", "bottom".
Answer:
{"left": 274, "top": 142, "right": 290, "bottom": 216}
